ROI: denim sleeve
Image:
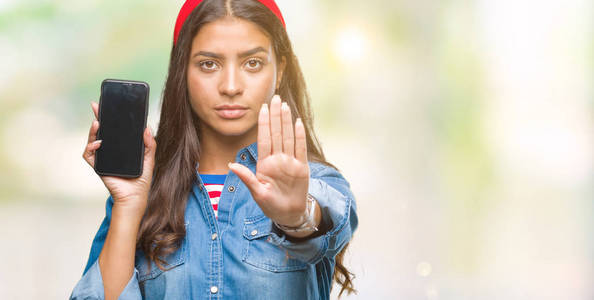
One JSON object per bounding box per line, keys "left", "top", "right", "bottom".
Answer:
{"left": 267, "top": 164, "right": 359, "bottom": 264}
{"left": 83, "top": 195, "right": 114, "bottom": 275}
{"left": 70, "top": 195, "right": 143, "bottom": 299}
{"left": 70, "top": 260, "right": 142, "bottom": 299}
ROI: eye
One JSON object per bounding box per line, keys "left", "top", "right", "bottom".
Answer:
{"left": 244, "top": 58, "right": 263, "bottom": 71}
{"left": 199, "top": 60, "right": 220, "bottom": 72}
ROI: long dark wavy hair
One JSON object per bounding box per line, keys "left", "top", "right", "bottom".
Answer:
{"left": 137, "top": 0, "right": 355, "bottom": 297}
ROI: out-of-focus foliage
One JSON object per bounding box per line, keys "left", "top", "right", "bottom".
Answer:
{"left": 0, "top": 0, "right": 591, "bottom": 299}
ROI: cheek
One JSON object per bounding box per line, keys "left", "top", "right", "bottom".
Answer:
{"left": 187, "top": 69, "right": 214, "bottom": 114}
{"left": 245, "top": 68, "right": 277, "bottom": 101}
{"left": 187, "top": 68, "right": 208, "bottom": 97}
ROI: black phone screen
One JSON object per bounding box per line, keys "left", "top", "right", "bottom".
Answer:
{"left": 95, "top": 79, "right": 149, "bottom": 177}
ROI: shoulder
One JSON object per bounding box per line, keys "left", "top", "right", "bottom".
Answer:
{"left": 308, "top": 161, "right": 331, "bottom": 175}
{"left": 308, "top": 161, "right": 347, "bottom": 181}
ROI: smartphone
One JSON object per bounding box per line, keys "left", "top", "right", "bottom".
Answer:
{"left": 94, "top": 79, "right": 150, "bottom": 178}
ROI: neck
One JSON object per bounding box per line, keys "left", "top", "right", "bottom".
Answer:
{"left": 197, "top": 124, "right": 257, "bottom": 175}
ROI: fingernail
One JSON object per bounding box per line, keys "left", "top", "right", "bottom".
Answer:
{"left": 93, "top": 140, "right": 102, "bottom": 145}
{"left": 261, "top": 103, "right": 268, "bottom": 112}
{"left": 273, "top": 95, "right": 281, "bottom": 102}
{"left": 296, "top": 117, "right": 302, "bottom": 125}
{"left": 281, "top": 102, "right": 288, "bottom": 110}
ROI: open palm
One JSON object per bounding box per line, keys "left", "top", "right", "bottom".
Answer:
{"left": 229, "top": 95, "right": 309, "bottom": 227}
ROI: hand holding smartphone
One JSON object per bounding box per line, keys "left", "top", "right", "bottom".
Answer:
{"left": 94, "top": 79, "right": 149, "bottom": 177}
{"left": 81, "top": 79, "right": 156, "bottom": 300}
{"left": 82, "top": 79, "right": 156, "bottom": 216}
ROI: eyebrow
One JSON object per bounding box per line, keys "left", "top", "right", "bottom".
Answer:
{"left": 192, "top": 47, "right": 268, "bottom": 59}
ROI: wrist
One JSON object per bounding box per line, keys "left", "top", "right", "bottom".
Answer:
{"left": 274, "top": 194, "right": 322, "bottom": 238}
{"left": 111, "top": 200, "right": 146, "bottom": 227}
{"left": 112, "top": 195, "right": 147, "bottom": 215}
{"left": 281, "top": 202, "right": 322, "bottom": 238}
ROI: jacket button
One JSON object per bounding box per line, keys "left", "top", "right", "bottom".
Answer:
{"left": 211, "top": 233, "right": 217, "bottom": 240}
{"left": 228, "top": 185, "right": 235, "bottom": 192}
{"left": 251, "top": 229, "right": 258, "bottom": 236}
{"left": 240, "top": 153, "right": 247, "bottom": 160}
{"left": 210, "top": 286, "right": 218, "bottom": 294}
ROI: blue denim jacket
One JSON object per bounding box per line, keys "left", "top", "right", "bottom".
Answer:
{"left": 70, "top": 142, "right": 358, "bottom": 299}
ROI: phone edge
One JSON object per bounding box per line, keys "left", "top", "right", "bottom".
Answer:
{"left": 93, "top": 78, "right": 150, "bottom": 179}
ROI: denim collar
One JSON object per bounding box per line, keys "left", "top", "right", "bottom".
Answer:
{"left": 244, "top": 141, "right": 258, "bottom": 162}
{"left": 195, "top": 141, "right": 258, "bottom": 170}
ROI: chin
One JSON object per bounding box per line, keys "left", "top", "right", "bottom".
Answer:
{"left": 215, "top": 122, "right": 255, "bottom": 137}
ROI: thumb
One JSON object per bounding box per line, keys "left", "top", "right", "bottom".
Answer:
{"left": 228, "top": 162, "right": 263, "bottom": 199}
{"left": 143, "top": 127, "right": 157, "bottom": 171}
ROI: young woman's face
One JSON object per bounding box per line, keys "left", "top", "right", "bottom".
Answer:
{"left": 187, "top": 16, "right": 285, "bottom": 140}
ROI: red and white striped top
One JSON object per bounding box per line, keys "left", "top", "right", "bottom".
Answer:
{"left": 199, "top": 174, "right": 226, "bottom": 219}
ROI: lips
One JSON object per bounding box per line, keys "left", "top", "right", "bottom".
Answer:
{"left": 214, "top": 104, "right": 247, "bottom": 119}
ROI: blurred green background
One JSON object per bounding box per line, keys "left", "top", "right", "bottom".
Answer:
{"left": 0, "top": 0, "right": 592, "bottom": 299}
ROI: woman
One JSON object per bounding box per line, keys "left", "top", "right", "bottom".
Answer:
{"left": 72, "top": 0, "right": 358, "bottom": 299}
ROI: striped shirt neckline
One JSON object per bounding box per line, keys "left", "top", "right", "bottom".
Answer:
{"left": 199, "top": 174, "right": 227, "bottom": 219}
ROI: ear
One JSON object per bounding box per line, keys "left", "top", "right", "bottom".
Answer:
{"left": 276, "top": 56, "right": 287, "bottom": 90}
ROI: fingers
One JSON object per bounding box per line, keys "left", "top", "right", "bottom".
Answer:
{"left": 269, "top": 95, "right": 282, "bottom": 154}
{"left": 91, "top": 101, "right": 99, "bottom": 120}
{"left": 258, "top": 103, "right": 271, "bottom": 160}
{"left": 258, "top": 94, "right": 305, "bottom": 161}
{"left": 295, "top": 118, "right": 308, "bottom": 163}
{"left": 228, "top": 162, "right": 264, "bottom": 199}
{"left": 281, "top": 102, "right": 294, "bottom": 157}
{"left": 87, "top": 120, "right": 99, "bottom": 144}
{"left": 87, "top": 101, "right": 100, "bottom": 144}
{"left": 84, "top": 117, "right": 101, "bottom": 167}
{"left": 83, "top": 140, "right": 102, "bottom": 167}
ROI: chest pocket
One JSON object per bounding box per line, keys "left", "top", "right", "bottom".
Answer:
{"left": 242, "top": 214, "right": 308, "bottom": 272}
{"left": 135, "top": 241, "right": 187, "bottom": 300}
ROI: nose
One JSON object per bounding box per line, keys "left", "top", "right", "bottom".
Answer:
{"left": 219, "top": 66, "right": 243, "bottom": 97}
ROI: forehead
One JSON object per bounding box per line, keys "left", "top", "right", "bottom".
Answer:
{"left": 191, "top": 16, "right": 272, "bottom": 53}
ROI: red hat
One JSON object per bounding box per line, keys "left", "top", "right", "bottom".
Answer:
{"left": 173, "top": 0, "right": 286, "bottom": 45}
